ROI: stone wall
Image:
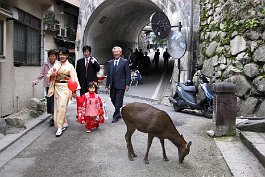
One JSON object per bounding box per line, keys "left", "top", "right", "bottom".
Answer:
{"left": 198, "top": 0, "right": 265, "bottom": 117}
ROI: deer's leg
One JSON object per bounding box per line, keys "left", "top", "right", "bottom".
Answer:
{"left": 144, "top": 133, "right": 154, "bottom": 164}
{"left": 125, "top": 127, "right": 136, "bottom": 161}
{"left": 160, "top": 139, "right": 169, "bottom": 161}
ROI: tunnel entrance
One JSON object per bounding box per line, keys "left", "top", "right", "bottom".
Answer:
{"left": 77, "top": 0, "right": 200, "bottom": 95}
{"left": 80, "top": 0, "right": 163, "bottom": 63}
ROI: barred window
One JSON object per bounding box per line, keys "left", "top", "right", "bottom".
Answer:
{"left": 13, "top": 9, "right": 41, "bottom": 66}
{"left": 0, "top": 20, "right": 3, "bottom": 56}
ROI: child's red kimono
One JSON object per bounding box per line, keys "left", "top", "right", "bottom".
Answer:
{"left": 76, "top": 92, "right": 104, "bottom": 130}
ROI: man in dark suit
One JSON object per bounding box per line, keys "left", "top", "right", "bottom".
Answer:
{"left": 76, "top": 46, "right": 100, "bottom": 96}
{"left": 106, "top": 46, "right": 131, "bottom": 123}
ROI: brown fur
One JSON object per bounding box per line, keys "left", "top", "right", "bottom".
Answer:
{"left": 121, "top": 102, "right": 192, "bottom": 164}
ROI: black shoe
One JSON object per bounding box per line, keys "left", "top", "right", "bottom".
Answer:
{"left": 111, "top": 119, "right": 119, "bottom": 123}
{"left": 50, "top": 119, "right": 54, "bottom": 127}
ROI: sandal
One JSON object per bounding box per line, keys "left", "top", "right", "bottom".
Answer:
{"left": 86, "top": 129, "right": 92, "bottom": 133}
{"left": 55, "top": 128, "right": 63, "bottom": 137}
{"left": 62, "top": 122, "right": 68, "bottom": 131}
{"left": 62, "top": 126, "right": 68, "bottom": 131}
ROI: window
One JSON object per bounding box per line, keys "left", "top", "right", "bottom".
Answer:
{"left": 64, "top": 12, "right": 77, "bottom": 30}
{"left": 13, "top": 9, "right": 41, "bottom": 66}
{"left": 0, "top": 20, "right": 3, "bottom": 56}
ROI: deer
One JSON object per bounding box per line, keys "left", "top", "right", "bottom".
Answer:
{"left": 121, "top": 102, "right": 192, "bottom": 164}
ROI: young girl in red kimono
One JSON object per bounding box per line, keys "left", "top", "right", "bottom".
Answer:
{"left": 82, "top": 82, "right": 104, "bottom": 133}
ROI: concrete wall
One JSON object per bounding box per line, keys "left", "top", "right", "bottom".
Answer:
{"left": 0, "top": 19, "right": 15, "bottom": 116}
{"left": 0, "top": 0, "right": 54, "bottom": 117}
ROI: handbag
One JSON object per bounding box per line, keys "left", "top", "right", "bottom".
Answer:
{"left": 103, "top": 101, "right": 108, "bottom": 120}
{"left": 76, "top": 96, "right": 85, "bottom": 124}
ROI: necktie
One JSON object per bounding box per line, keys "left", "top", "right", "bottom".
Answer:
{"left": 113, "top": 60, "right": 118, "bottom": 72}
{"left": 86, "top": 58, "right": 89, "bottom": 78}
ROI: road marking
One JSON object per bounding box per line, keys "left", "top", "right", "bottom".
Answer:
{"left": 151, "top": 68, "right": 166, "bottom": 100}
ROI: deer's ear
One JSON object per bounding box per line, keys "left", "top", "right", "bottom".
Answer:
{"left": 187, "top": 141, "right": 192, "bottom": 148}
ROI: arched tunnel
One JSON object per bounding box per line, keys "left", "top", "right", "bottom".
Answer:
{"left": 76, "top": 0, "right": 198, "bottom": 98}
{"left": 82, "top": 0, "right": 163, "bottom": 63}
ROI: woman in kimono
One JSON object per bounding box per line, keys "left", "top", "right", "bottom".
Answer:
{"left": 32, "top": 49, "right": 58, "bottom": 127}
{"left": 47, "top": 47, "right": 80, "bottom": 137}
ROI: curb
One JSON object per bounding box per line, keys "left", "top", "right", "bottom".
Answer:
{"left": 239, "top": 131, "right": 265, "bottom": 168}
{"left": 0, "top": 113, "right": 51, "bottom": 154}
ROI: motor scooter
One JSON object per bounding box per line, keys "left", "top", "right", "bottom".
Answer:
{"left": 168, "top": 72, "right": 214, "bottom": 118}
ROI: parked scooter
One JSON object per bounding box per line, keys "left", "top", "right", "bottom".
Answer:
{"left": 168, "top": 71, "right": 214, "bottom": 118}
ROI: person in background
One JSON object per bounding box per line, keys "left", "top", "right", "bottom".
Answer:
{"left": 32, "top": 49, "right": 58, "bottom": 126}
{"left": 142, "top": 52, "right": 151, "bottom": 76}
{"left": 76, "top": 45, "right": 100, "bottom": 96}
{"left": 47, "top": 47, "right": 80, "bottom": 137}
{"left": 163, "top": 48, "right": 171, "bottom": 69}
{"left": 106, "top": 46, "right": 131, "bottom": 123}
{"left": 152, "top": 49, "right": 160, "bottom": 69}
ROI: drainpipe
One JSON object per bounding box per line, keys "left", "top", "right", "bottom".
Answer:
{"left": 16, "top": 96, "right": 20, "bottom": 112}
{"left": 189, "top": 0, "right": 194, "bottom": 79}
{"left": 0, "top": 63, "right": 2, "bottom": 118}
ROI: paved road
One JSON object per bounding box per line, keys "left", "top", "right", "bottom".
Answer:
{"left": 0, "top": 55, "right": 233, "bottom": 177}
{"left": 126, "top": 52, "right": 172, "bottom": 100}
{"left": 0, "top": 95, "right": 232, "bottom": 177}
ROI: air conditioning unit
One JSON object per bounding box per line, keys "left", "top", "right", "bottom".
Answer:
{"left": 58, "top": 27, "right": 67, "bottom": 37}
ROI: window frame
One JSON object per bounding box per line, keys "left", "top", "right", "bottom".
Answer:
{"left": 13, "top": 9, "right": 41, "bottom": 66}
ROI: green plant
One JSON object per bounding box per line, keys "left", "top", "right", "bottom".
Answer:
{"left": 261, "top": 7, "right": 265, "bottom": 15}
{"left": 152, "top": 36, "right": 167, "bottom": 45}
{"left": 244, "top": 18, "right": 261, "bottom": 29}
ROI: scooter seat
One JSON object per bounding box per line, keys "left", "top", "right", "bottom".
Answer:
{"left": 179, "top": 83, "right": 196, "bottom": 92}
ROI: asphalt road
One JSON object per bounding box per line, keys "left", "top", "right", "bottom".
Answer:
{"left": 0, "top": 56, "right": 232, "bottom": 177}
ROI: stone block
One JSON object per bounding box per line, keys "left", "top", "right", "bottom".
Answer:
{"left": 37, "top": 102, "right": 45, "bottom": 111}
{"left": 0, "top": 118, "right": 7, "bottom": 135}
{"left": 238, "top": 97, "right": 259, "bottom": 116}
{"left": 243, "top": 63, "right": 260, "bottom": 79}
{"left": 206, "top": 41, "right": 218, "bottom": 57}
{"left": 5, "top": 117, "right": 26, "bottom": 128}
{"left": 212, "top": 83, "right": 237, "bottom": 136}
{"left": 224, "top": 75, "right": 251, "bottom": 97}
{"left": 30, "top": 98, "right": 41, "bottom": 109}
{"left": 30, "top": 110, "right": 40, "bottom": 118}
{"left": 257, "top": 101, "right": 265, "bottom": 117}
{"left": 237, "top": 120, "right": 265, "bottom": 132}
{"left": 230, "top": 36, "right": 247, "bottom": 55}
{"left": 254, "top": 45, "right": 265, "bottom": 62}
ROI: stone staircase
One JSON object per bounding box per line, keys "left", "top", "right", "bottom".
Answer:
{"left": 239, "top": 131, "right": 265, "bottom": 167}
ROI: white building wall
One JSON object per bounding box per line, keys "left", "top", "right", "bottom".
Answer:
{"left": 0, "top": 20, "right": 15, "bottom": 116}
{"left": 0, "top": 0, "right": 55, "bottom": 116}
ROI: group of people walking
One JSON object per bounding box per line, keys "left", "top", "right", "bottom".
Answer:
{"left": 127, "top": 48, "right": 171, "bottom": 75}
{"left": 32, "top": 46, "right": 130, "bottom": 137}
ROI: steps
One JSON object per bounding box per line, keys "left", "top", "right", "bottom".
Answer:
{"left": 215, "top": 135, "right": 265, "bottom": 177}
{"left": 240, "top": 131, "right": 265, "bottom": 168}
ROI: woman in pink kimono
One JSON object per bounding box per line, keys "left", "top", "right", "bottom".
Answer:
{"left": 47, "top": 47, "right": 80, "bottom": 137}
{"left": 32, "top": 49, "right": 58, "bottom": 127}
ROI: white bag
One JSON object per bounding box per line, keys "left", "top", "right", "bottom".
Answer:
{"left": 103, "top": 101, "right": 108, "bottom": 119}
